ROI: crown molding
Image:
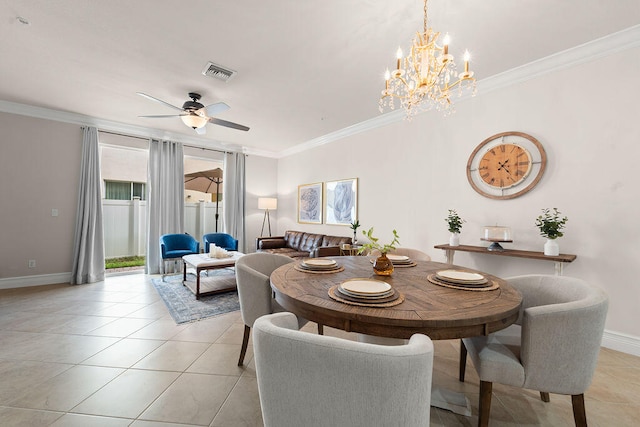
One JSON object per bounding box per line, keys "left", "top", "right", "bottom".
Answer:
{"left": 0, "top": 100, "right": 247, "bottom": 154}
{"left": 276, "top": 24, "right": 640, "bottom": 159}
{"left": 479, "top": 24, "right": 640, "bottom": 94}
{"left": 1, "top": 25, "right": 638, "bottom": 160}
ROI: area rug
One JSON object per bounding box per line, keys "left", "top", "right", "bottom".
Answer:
{"left": 152, "top": 270, "right": 240, "bottom": 324}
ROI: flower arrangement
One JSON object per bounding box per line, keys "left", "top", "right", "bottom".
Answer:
{"left": 446, "top": 209, "right": 465, "bottom": 234}
{"left": 358, "top": 227, "right": 400, "bottom": 255}
{"left": 535, "top": 208, "right": 568, "bottom": 239}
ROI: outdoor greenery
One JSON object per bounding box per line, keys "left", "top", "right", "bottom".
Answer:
{"left": 446, "top": 209, "right": 465, "bottom": 234}
{"left": 535, "top": 208, "right": 568, "bottom": 239}
{"left": 358, "top": 227, "right": 400, "bottom": 255}
{"left": 105, "top": 256, "right": 145, "bottom": 269}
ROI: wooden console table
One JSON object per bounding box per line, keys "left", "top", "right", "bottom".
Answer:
{"left": 434, "top": 244, "right": 577, "bottom": 275}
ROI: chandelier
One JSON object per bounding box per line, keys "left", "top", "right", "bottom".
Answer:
{"left": 379, "top": 0, "right": 476, "bottom": 117}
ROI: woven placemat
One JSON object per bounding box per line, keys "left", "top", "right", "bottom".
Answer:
{"left": 427, "top": 274, "right": 500, "bottom": 291}
{"left": 294, "top": 265, "right": 345, "bottom": 274}
{"left": 328, "top": 285, "right": 405, "bottom": 307}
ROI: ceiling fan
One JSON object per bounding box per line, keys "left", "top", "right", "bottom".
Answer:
{"left": 137, "top": 92, "right": 249, "bottom": 135}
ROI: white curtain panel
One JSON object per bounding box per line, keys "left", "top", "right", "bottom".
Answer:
{"left": 223, "top": 152, "right": 246, "bottom": 252}
{"left": 146, "top": 139, "right": 185, "bottom": 274}
{"left": 70, "top": 126, "right": 105, "bottom": 284}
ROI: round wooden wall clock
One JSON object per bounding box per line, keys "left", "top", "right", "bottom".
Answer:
{"left": 466, "top": 131, "right": 547, "bottom": 200}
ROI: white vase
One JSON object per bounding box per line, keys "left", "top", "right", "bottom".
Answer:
{"left": 544, "top": 238, "right": 559, "bottom": 256}
{"left": 449, "top": 233, "right": 460, "bottom": 247}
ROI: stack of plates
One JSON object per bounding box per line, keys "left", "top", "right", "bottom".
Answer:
{"left": 298, "top": 258, "right": 341, "bottom": 272}
{"left": 369, "top": 254, "right": 416, "bottom": 266}
{"left": 431, "top": 269, "right": 491, "bottom": 288}
{"left": 386, "top": 254, "right": 414, "bottom": 265}
{"left": 336, "top": 279, "right": 399, "bottom": 303}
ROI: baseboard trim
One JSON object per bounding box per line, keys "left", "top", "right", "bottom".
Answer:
{"left": 0, "top": 273, "right": 71, "bottom": 290}
{"left": 602, "top": 330, "right": 640, "bottom": 357}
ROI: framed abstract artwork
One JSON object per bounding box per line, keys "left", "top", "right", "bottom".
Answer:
{"left": 298, "top": 182, "right": 323, "bottom": 224}
{"left": 325, "top": 178, "right": 358, "bottom": 225}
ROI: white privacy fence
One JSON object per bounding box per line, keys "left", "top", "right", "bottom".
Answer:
{"left": 103, "top": 200, "right": 223, "bottom": 258}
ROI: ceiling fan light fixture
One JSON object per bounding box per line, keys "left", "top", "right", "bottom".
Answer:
{"left": 181, "top": 114, "right": 208, "bottom": 129}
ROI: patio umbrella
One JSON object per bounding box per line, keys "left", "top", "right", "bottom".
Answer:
{"left": 184, "top": 168, "right": 223, "bottom": 232}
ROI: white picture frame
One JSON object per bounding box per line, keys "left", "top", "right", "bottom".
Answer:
{"left": 325, "top": 178, "right": 358, "bottom": 225}
{"left": 298, "top": 182, "right": 323, "bottom": 224}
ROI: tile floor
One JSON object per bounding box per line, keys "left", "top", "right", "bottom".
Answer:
{"left": 0, "top": 273, "right": 638, "bottom": 426}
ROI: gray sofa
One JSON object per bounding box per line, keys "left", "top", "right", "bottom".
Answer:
{"left": 256, "top": 230, "right": 352, "bottom": 258}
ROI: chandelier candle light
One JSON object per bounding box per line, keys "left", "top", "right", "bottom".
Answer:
{"left": 379, "top": 0, "right": 476, "bottom": 117}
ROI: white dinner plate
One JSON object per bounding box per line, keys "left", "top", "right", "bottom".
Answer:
{"left": 436, "top": 269, "right": 486, "bottom": 283}
{"left": 340, "top": 279, "right": 391, "bottom": 295}
{"left": 337, "top": 286, "right": 395, "bottom": 299}
{"left": 386, "top": 254, "right": 410, "bottom": 261}
{"left": 303, "top": 258, "right": 337, "bottom": 267}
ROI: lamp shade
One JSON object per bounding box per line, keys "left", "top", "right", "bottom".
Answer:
{"left": 258, "top": 197, "right": 277, "bottom": 210}
{"left": 180, "top": 114, "right": 208, "bottom": 129}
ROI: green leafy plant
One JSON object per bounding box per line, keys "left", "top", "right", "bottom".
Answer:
{"left": 349, "top": 219, "right": 361, "bottom": 243}
{"left": 358, "top": 227, "right": 400, "bottom": 255}
{"left": 535, "top": 208, "right": 568, "bottom": 239}
{"left": 446, "top": 209, "right": 465, "bottom": 234}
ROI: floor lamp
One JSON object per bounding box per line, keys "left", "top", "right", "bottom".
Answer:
{"left": 258, "top": 197, "right": 277, "bottom": 237}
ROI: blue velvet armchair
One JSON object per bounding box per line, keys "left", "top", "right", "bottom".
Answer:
{"left": 160, "top": 233, "right": 200, "bottom": 277}
{"left": 203, "top": 233, "right": 239, "bottom": 252}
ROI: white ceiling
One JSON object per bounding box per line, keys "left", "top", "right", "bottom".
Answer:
{"left": 1, "top": 0, "right": 639, "bottom": 155}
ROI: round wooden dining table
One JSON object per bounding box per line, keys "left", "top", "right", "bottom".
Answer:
{"left": 270, "top": 256, "right": 522, "bottom": 340}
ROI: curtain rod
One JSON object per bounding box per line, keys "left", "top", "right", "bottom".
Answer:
{"left": 97, "top": 129, "right": 228, "bottom": 155}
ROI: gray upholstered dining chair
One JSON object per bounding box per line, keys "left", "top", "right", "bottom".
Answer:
{"left": 253, "top": 312, "right": 435, "bottom": 427}
{"left": 235, "top": 252, "right": 307, "bottom": 366}
{"left": 459, "top": 275, "right": 609, "bottom": 427}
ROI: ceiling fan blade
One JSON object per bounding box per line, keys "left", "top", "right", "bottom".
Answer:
{"left": 138, "top": 114, "right": 184, "bottom": 118}
{"left": 203, "top": 102, "right": 230, "bottom": 117}
{"left": 136, "top": 92, "right": 184, "bottom": 112}
{"left": 195, "top": 126, "right": 207, "bottom": 135}
{"left": 208, "top": 117, "right": 250, "bottom": 132}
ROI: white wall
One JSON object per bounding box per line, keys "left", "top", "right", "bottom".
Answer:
{"left": 245, "top": 154, "right": 279, "bottom": 252}
{"left": 277, "top": 46, "right": 640, "bottom": 351}
{"left": 0, "top": 113, "right": 81, "bottom": 280}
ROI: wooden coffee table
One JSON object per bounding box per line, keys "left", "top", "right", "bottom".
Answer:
{"left": 182, "top": 252, "right": 244, "bottom": 299}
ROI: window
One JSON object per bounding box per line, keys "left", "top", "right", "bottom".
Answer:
{"left": 104, "top": 180, "right": 146, "bottom": 200}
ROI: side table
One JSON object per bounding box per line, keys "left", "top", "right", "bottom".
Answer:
{"left": 340, "top": 245, "right": 364, "bottom": 256}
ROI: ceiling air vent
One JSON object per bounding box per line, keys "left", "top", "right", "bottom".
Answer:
{"left": 202, "top": 62, "right": 237, "bottom": 82}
